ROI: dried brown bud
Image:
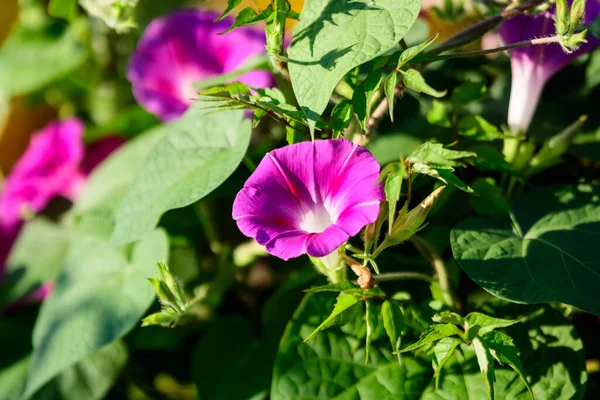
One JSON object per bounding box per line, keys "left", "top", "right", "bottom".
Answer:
{"left": 343, "top": 255, "right": 376, "bottom": 290}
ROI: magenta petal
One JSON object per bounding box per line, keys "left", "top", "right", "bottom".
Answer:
{"left": 127, "top": 9, "right": 273, "bottom": 121}
{"left": 233, "top": 138, "right": 383, "bottom": 261}
{"left": 315, "top": 140, "right": 383, "bottom": 204}
{"left": 334, "top": 202, "right": 382, "bottom": 237}
{"left": 306, "top": 225, "right": 349, "bottom": 257}
{"left": 264, "top": 231, "right": 310, "bottom": 260}
{"left": 0, "top": 119, "right": 84, "bottom": 230}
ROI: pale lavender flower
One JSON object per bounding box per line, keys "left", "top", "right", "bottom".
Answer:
{"left": 127, "top": 9, "right": 273, "bottom": 121}
{"left": 233, "top": 139, "right": 384, "bottom": 263}
{"left": 499, "top": 0, "right": 600, "bottom": 132}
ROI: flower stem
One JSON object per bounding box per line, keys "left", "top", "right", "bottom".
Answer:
{"left": 431, "top": 36, "right": 562, "bottom": 61}
{"left": 375, "top": 272, "right": 433, "bottom": 283}
{"left": 410, "top": 235, "right": 461, "bottom": 311}
{"left": 429, "top": 0, "right": 552, "bottom": 55}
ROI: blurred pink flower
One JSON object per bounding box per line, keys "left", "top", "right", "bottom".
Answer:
{"left": 127, "top": 9, "right": 273, "bottom": 121}
{"left": 500, "top": 0, "right": 600, "bottom": 132}
{"left": 0, "top": 119, "right": 123, "bottom": 302}
{"left": 233, "top": 139, "right": 383, "bottom": 262}
{"left": 0, "top": 118, "right": 84, "bottom": 232}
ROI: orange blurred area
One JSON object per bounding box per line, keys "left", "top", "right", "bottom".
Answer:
{"left": 0, "top": 1, "right": 57, "bottom": 178}
{"left": 202, "top": 0, "right": 304, "bottom": 30}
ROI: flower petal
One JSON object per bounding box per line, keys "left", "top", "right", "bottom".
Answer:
{"left": 127, "top": 9, "right": 272, "bottom": 121}
{"left": 264, "top": 230, "right": 311, "bottom": 260}
{"left": 306, "top": 225, "right": 349, "bottom": 257}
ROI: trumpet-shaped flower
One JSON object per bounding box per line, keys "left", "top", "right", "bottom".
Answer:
{"left": 127, "top": 9, "right": 273, "bottom": 121}
{"left": 233, "top": 139, "right": 384, "bottom": 261}
{"left": 499, "top": 0, "right": 600, "bottom": 132}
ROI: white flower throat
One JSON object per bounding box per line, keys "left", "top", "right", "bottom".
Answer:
{"left": 299, "top": 203, "right": 334, "bottom": 233}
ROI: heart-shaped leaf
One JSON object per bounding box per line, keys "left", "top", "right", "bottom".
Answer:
{"left": 288, "top": 0, "right": 421, "bottom": 134}
{"left": 451, "top": 184, "right": 600, "bottom": 315}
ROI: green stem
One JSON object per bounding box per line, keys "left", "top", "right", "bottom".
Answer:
{"left": 193, "top": 202, "right": 222, "bottom": 254}
{"left": 410, "top": 235, "right": 460, "bottom": 311}
{"left": 375, "top": 272, "right": 433, "bottom": 283}
{"left": 428, "top": 35, "right": 563, "bottom": 62}
{"left": 243, "top": 155, "right": 257, "bottom": 172}
{"left": 428, "top": 0, "right": 551, "bottom": 55}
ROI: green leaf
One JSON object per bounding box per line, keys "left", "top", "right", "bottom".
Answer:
{"left": 432, "top": 311, "right": 463, "bottom": 325}
{"left": 398, "top": 323, "right": 460, "bottom": 353}
{"left": 472, "top": 337, "right": 495, "bottom": 400}
{"left": 271, "top": 293, "right": 430, "bottom": 400}
{"left": 396, "top": 34, "right": 438, "bottom": 69}
{"left": 75, "top": 126, "right": 166, "bottom": 220}
{"left": 425, "top": 306, "right": 586, "bottom": 399}
{"left": 353, "top": 70, "right": 384, "bottom": 129}
{"left": 0, "top": 23, "right": 86, "bottom": 97}
{"left": 368, "top": 134, "right": 423, "bottom": 165}
{"left": 331, "top": 99, "right": 354, "bottom": 136}
{"left": 0, "top": 218, "right": 71, "bottom": 306}
{"left": 0, "top": 356, "right": 29, "bottom": 400}
{"left": 458, "top": 115, "right": 504, "bottom": 141}
{"left": 451, "top": 81, "right": 487, "bottom": 106}
{"left": 288, "top": 0, "right": 421, "bottom": 134}
{"left": 365, "top": 299, "right": 378, "bottom": 363}
{"left": 422, "top": 345, "right": 527, "bottom": 400}
{"left": 22, "top": 229, "right": 169, "bottom": 398}
{"left": 432, "top": 337, "right": 462, "bottom": 390}
{"left": 451, "top": 184, "right": 600, "bottom": 315}
{"left": 468, "top": 144, "right": 514, "bottom": 173}
{"left": 216, "top": 0, "right": 243, "bottom": 21}
{"left": 221, "top": 6, "right": 274, "bottom": 34}
{"left": 407, "top": 142, "right": 476, "bottom": 168}
{"left": 303, "top": 294, "right": 362, "bottom": 342}
{"left": 482, "top": 331, "right": 533, "bottom": 399}
{"left": 48, "top": 0, "right": 77, "bottom": 20}
{"left": 385, "top": 163, "right": 407, "bottom": 233}
{"left": 411, "top": 163, "right": 475, "bottom": 194}
{"left": 402, "top": 69, "right": 447, "bottom": 98}
{"left": 384, "top": 71, "right": 399, "bottom": 121}
{"left": 426, "top": 100, "right": 451, "bottom": 127}
{"left": 471, "top": 178, "right": 510, "bottom": 217}
{"left": 48, "top": 341, "right": 128, "bottom": 400}
{"left": 465, "top": 312, "right": 520, "bottom": 337}
{"left": 111, "top": 104, "right": 251, "bottom": 245}
{"left": 305, "top": 282, "right": 385, "bottom": 298}
{"left": 381, "top": 300, "right": 405, "bottom": 357}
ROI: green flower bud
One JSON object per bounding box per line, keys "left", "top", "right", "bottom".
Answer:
{"left": 530, "top": 115, "right": 587, "bottom": 173}
{"left": 569, "top": 0, "right": 588, "bottom": 34}
{"left": 555, "top": 0, "right": 570, "bottom": 36}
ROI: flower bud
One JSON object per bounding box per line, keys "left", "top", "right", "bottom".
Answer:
{"left": 141, "top": 311, "right": 178, "bottom": 327}
{"left": 386, "top": 186, "right": 445, "bottom": 247}
{"left": 530, "top": 115, "right": 587, "bottom": 173}
{"left": 569, "top": 0, "right": 588, "bottom": 33}
{"left": 157, "top": 261, "right": 188, "bottom": 311}
{"left": 555, "top": 0, "right": 570, "bottom": 36}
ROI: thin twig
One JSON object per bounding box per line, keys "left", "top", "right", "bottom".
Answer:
{"left": 436, "top": 35, "right": 562, "bottom": 59}
{"left": 375, "top": 271, "right": 434, "bottom": 283}
{"left": 365, "top": 85, "right": 403, "bottom": 135}
{"left": 410, "top": 235, "right": 461, "bottom": 311}
{"left": 429, "top": 0, "right": 551, "bottom": 55}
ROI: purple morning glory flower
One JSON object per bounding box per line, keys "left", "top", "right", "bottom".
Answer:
{"left": 233, "top": 139, "right": 384, "bottom": 262}
{"left": 0, "top": 118, "right": 85, "bottom": 232}
{"left": 0, "top": 120, "right": 122, "bottom": 278}
{"left": 127, "top": 9, "right": 273, "bottom": 121}
{"left": 499, "top": 0, "right": 600, "bottom": 132}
